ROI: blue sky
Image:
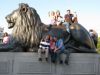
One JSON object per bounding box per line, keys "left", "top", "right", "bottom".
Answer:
{"left": 0, "top": 0, "right": 100, "bottom": 34}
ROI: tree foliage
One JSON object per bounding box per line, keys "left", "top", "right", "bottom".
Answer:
{"left": 97, "top": 37, "right": 100, "bottom": 53}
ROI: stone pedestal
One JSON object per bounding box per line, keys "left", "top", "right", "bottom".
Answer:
{"left": 0, "top": 52, "right": 99, "bottom": 75}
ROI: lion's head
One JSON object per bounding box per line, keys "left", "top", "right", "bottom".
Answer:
{"left": 5, "top": 3, "right": 43, "bottom": 48}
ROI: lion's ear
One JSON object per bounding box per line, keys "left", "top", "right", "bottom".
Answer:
{"left": 19, "top": 3, "right": 28, "bottom": 13}
{"left": 21, "top": 7, "right": 28, "bottom": 13}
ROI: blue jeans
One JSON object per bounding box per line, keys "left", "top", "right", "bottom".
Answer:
{"left": 50, "top": 49, "right": 57, "bottom": 62}
{"left": 63, "top": 22, "right": 70, "bottom": 33}
{"left": 56, "top": 49, "right": 70, "bottom": 62}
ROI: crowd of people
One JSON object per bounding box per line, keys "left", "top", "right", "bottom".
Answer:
{"left": 48, "top": 9, "right": 78, "bottom": 33}
{"left": 38, "top": 10, "right": 78, "bottom": 65}
{"left": 37, "top": 9, "right": 98, "bottom": 64}
{"left": 38, "top": 35, "right": 69, "bottom": 65}
{"left": 37, "top": 30, "right": 98, "bottom": 65}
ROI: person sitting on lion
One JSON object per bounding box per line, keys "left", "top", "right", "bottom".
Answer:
{"left": 48, "top": 11, "right": 56, "bottom": 25}
{"left": 63, "top": 9, "right": 74, "bottom": 33}
{"left": 55, "top": 10, "right": 63, "bottom": 26}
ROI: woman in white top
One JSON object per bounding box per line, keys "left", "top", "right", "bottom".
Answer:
{"left": 55, "top": 10, "right": 63, "bottom": 26}
{"left": 48, "top": 11, "right": 56, "bottom": 25}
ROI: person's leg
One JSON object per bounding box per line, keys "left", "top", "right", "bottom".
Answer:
{"left": 64, "top": 49, "right": 71, "bottom": 65}
{"left": 50, "top": 50, "right": 55, "bottom": 63}
{"left": 56, "top": 50, "right": 63, "bottom": 64}
{"left": 63, "top": 31, "right": 70, "bottom": 44}
{"left": 63, "top": 22, "right": 70, "bottom": 33}
{"left": 38, "top": 48, "right": 42, "bottom": 61}
{"left": 52, "top": 52, "right": 57, "bottom": 63}
{"left": 45, "top": 48, "right": 49, "bottom": 61}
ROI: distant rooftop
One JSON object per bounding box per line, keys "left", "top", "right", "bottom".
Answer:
{"left": 0, "top": 27, "right": 4, "bottom": 33}
{"left": 0, "top": 27, "right": 4, "bottom": 40}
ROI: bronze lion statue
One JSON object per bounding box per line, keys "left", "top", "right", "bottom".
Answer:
{"left": 0, "top": 3, "right": 97, "bottom": 53}
{"left": 4, "top": 3, "right": 45, "bottom": 51}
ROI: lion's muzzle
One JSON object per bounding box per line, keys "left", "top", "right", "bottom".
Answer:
{"left": 5, "top": 15, "right": 15, "bottom": 29}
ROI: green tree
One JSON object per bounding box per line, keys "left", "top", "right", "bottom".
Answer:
{"left": 97, "top": 37, "right": 100, "bottom": 53}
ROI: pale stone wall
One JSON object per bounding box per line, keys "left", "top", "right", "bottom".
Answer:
{"left": 0, "top": 52, "right": 99, "bottom": 75}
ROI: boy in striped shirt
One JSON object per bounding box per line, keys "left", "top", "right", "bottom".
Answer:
{"left": 38, "top": 35, "right": 50, "bottom": 61}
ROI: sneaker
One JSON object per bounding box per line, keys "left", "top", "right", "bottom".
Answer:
{"left": 65, "top": 60, "right": 69, "bottom": 65}
{"left": 38, "top": 58, "right": 42, "bottom": 61}
{"left": 45, "top": 58, "right": 48, "bottom": 61}
{"left": 59, "top": 60, "right": 63, "bottom": 64}
{"left": 51, "top": 60, "right": 56, "bottom": 63}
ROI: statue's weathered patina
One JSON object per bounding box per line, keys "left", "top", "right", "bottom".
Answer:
{"left": 0, "top": 3, "right": 97, "bottom": 53}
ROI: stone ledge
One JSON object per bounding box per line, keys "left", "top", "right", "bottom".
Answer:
{"left": 0, "top": 52, "right": 99, "bottom": 75}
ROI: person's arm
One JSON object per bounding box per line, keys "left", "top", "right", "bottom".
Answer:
{"left": 57, "top": 40, "right": 63, "bottom": 50}
{"left": 64, "top": 14, "right": 66, "bottom": 22}
{"left": 54, "top": 39, "right": 63, "bottom": 51}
